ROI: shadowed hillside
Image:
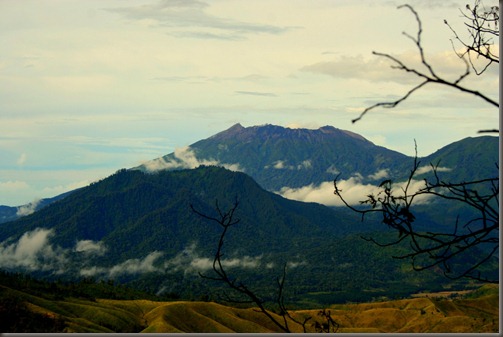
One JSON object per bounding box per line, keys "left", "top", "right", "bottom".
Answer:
{"left": 1, "top": 280, "right": 498, "bottom": 333}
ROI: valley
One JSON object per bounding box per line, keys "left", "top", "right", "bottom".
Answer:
{"left": 0, "top": 275, "right": 498, "bottom": 333}
{"left": 0, "top": 123, "right": 499, "bottom": 332}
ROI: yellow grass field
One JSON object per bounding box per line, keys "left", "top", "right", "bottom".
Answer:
{"left": 2, "top": 283, "right": 498, "bottom": 333}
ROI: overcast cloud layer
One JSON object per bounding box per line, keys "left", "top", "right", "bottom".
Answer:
{"left": 0, "top": 0, "right": 498, "bottom": 205}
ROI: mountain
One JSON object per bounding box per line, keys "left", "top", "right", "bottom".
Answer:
{"left": 0, "top": 166, "right": 361, "bottom": 258}
{"left": 0, "top": 124, "right": 498, "bottom": 303}
{"left": 137, "top": 124, "right": 498, "bottom": 234}
{"left": 139, "top": 123, "right": 411, "bottom": 191}
{"left": 1, "top": 166, "right": 492, "bottom": 303}
{"left": 0, "top": 190, "right": 76, "bottom": 224}
{"left": 420, "top": 135, "right": 499, "bottom": 182}
{"left": 138, "top": 123, "right": 498, "bottom": 197}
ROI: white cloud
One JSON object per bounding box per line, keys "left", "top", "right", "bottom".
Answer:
{"left": 286, "top": 260, "right": 306, "bottom": 269}
{"left": 78, "top": 251, "right": 165, "bottom": 278}
{"left": 285, "top": 122, "right": 321, "bottom": 129}
{"left": 368, "top": 169, "right": 389, "bottom": 181}
{"left": 0, "top": 180, "right": 30, "bottom": 193}
{"left": 108, "top": 251, "right": 164, "bottom": 278}
{"left": 164, "top": 242, "right": 262, "bottom": 275}
{"left": 142, "top": 146, "right": 243, "bottom": 172}
{"left": 278, "top": 174, "right": 432, "bottom": 207}
{"left": 80, "top": 266, "right": 107, "bottom": 277}
{"left": 326, "top": 165, "right": 340, "bottom": 175}
{"left": 265, "top": 159, "right": 312, "bottom": 170}
{"left": 301, "top": 49, "right": 475, "bottom": 85}
{"left": 16, "top": 199, "right": 41, "bottom": 216}
{"left": 415, "top": 165, "right": 452, "bottom": 175}
{"left": 75, "top": 239, "right": 107, "bottom": 256}
{"left": 272, "top": 160, "right": 286, "bottom": 169}
{"left": 279, "top": 180, "right": 361, "bottom": 207}
{"left": 17, "top": 153, "right": 27, "bottom": 166}
{"left": 0, "top": 228, "right": 68, "bottom": 272}
{"left": 297, "top": 160, "right": 312, "bottom": 170}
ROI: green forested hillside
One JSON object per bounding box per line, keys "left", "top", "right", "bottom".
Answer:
{"left": 0, "top": 166, "right": 495, "bottom": 302}
{"left": 143, "top": 124, "right": 410, "bottom": 190}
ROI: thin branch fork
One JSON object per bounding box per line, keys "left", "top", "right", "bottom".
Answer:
{"left": 352, "top": 3, "right": 499, "bottom": 126}
{"left": 191, "top": 199, "right": 316, "bottom": 333}
{"left": 334, "top": 152, "right": 499, "bottom": 283}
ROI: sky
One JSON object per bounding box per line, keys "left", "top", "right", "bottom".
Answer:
{"left": 0, "top": 0, "right": 499, "bottom": 206}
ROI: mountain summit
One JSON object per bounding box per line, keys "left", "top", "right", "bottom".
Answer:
{"left": 139, "top": 124, "right": 409, "bottom": 191}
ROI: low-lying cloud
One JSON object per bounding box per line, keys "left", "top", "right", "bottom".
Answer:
{"left": 278, "top": 170, "right": 433, "bottom": 206}
{"left": 16, "top": 199, "right": 41, "bottom": 216}
{"left": 79, "top": 251, "right": 164, "bottom": 279}
{"left": 109, "top": 251, "right": 164, "bottom": 278}
{"left": 164, "top": 243, "right": 262, "bottom": 276}
{"left": 75, "top": 239, "right": 107, "bottom": 256}
{"left": 265, "top": 159, "right": 312, "bottom": 170}
{"left": 0, "top": 228, "right": 68, "bottom": 273}
{"left": 0, "top": 229, "right": 269, "bottom": 280}
{"left": 416, "top": 165, "right": 452, "bottom": 175}
{"left": 142, "top": 146, "right": 243, "bottom": 173}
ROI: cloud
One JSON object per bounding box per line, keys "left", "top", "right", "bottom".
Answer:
{"left": 142, "top": 146, "right": 243, "bottom": 172}
{"left": 0, "top": 228, "right": 68, "bottom": 273}
{"left": 416, "top": 165, "right": 452, "bottom": 175}
{"left": 164, "top": 243, "right": 262, "bottom": 275}
{"left": 75, "top": 239, "right": 107, "bottom": 256}
{"left": 285, "top": 122, "right": 321, "bottom": 130}
{"left": 367, "top": 169, "right": 389, "bottom": 181}
{"left": 152, "top": 73, "right": 268, "bottom": 83}
{"left": 109, "top": 251, "right": 164, "bottom": 278}
{"left": 279, "top": 181, "right": 350, "bottom": 206}
{"left": 16, "top": 199, "right": 41, "bottom": 216}
{"left": 79, "top": 251, "right": 164, "bottom": 278}
{"left": 269, "top": 160, "right": 286, "bottom": 169}
{"left": 105, "top": 0, "right": 291, "bottom": 40}
{"left": 326, "top": 165, "right": 340, "bottom": 175}
{"left": 265, "top": 159, "right": 312, "bottom": 170}
{"left": 301, "top": 50, "right": 473, "bottom": 85}
{"left": 0, "top": 228, "right": 157, "bottom": 277}
{"left": 297, "top": 160, "right": 312, "bottom": 170}
{"left": 235, "top": 91, "right": 277, "bottom": 97}
{"left": 0, "top": 180, "right": 30, "bottom": 193}
{"left": 286, "top": 260, "right": 307, "bottom": 269}
{"left": 170, "top": 30, "right": 244, "bottom": 41}
{"left": 278, "top": 173, "right": 431, "bottom": 206}
{"left": 17, "top": 153, "right": 27, "bottom": 166}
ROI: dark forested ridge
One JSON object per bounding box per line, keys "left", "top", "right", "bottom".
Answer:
{"left": 0, "top": 124, "right": 499, "bottom": 305}
{"left": 0, "top": 166, "right": 497, "bottom": 303}
{"left": 140, "top": 123, "right": 411, "bottom": 190}
{"left": 139, "top": 124, "right": 498, "bottom": 191}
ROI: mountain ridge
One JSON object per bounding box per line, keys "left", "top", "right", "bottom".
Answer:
{"left": 3, "top": 124, "right": 498, "bottom": 224}
{"left": 2, "top": 165, "right": 494, "bottom": 302}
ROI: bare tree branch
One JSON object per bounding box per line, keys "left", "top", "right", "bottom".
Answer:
{"left": 334, "top": 144, "right": 499, "bottom": 283}
{"left": 352, "top": 2, "right": 499, "bottom": 129}
{"left": 191, "top": 199, "right": 314, "bottom": 333}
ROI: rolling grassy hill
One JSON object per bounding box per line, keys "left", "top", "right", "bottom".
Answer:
{"left": 1, "top": 280, "right": 498, "bottom": 333}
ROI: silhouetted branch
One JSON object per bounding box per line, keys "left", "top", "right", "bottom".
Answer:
{"left": 445, "top": 0, "right": 499, "bottom": 75}
{"left": 191, "top": 199, "right": 314, "bottom": 333}
{"left": 334, "top": 144, "right": 499, "bottom": 282}
{"left": 352, "top": 2, "right": 499, "bottom": 130}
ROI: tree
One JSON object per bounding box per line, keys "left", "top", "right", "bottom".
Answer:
{"left": 335, "top": 1, "right": 499, "bottom": 282}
